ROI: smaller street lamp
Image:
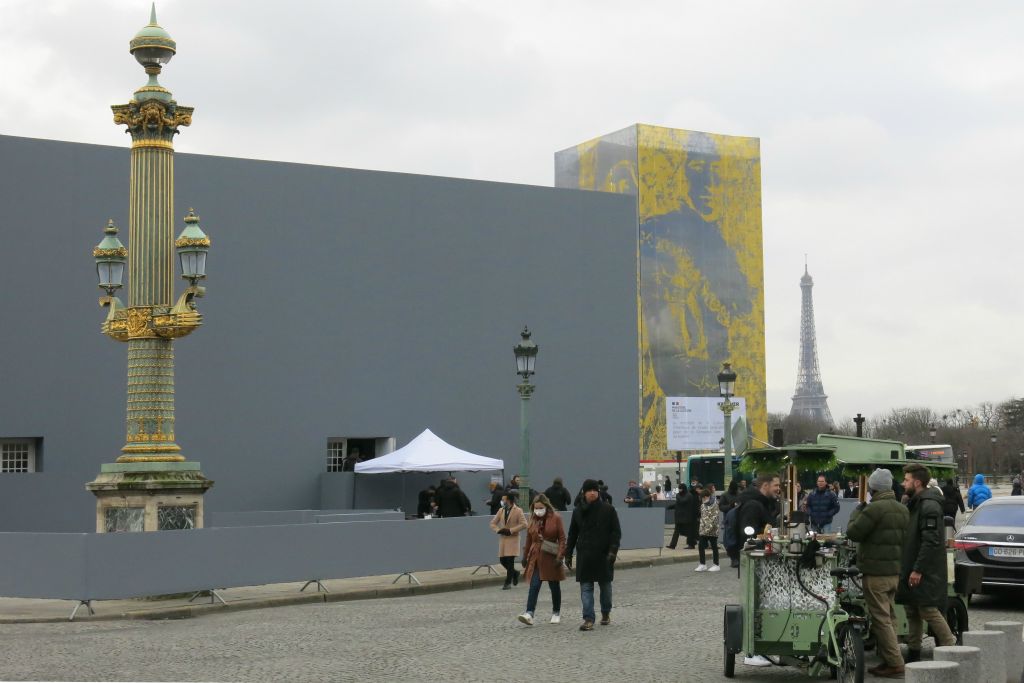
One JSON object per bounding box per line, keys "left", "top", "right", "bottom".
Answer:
{"left": 94, "top": 220, "right": 127, "bottom": 310}
{"left": 513, "top": 326, "right": 538, "bottom": 508}
{"left": 717, "top": 362, "right": 738, "bottom": 489}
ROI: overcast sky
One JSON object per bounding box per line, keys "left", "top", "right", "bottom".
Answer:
{"left": 2, "top": 0, "right": 1022, "bottom": 425}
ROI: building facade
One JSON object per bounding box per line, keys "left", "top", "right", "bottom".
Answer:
{"left": 0, "top": 133, "right": 640, "bottom": 531}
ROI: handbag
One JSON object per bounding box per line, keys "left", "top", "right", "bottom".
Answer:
{"left": 541, "top": 539, "right": 560, "bottom": 555}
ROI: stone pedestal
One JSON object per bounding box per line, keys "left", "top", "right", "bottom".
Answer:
{"left": 934, "top": 645, "right": 981, "bottom": 683}
{"left": 906, "top": 661, "right": 959, "bottom": 683}
{"left": 86, "top": 462, "right": 213, "bottom": 532}
{"left": 963, "top": 629, "right": 1006, "bottom": 683}
{"left": 984, "top": 621, "right": 1024, "bottom": 683}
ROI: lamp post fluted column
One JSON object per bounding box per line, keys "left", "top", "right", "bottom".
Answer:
{"left": 86, "top": 6, "right": 213, "bottom": 533}
{"left": 717, "top": 362, "right": 738, "bottom": 489}
{"left": 513, "top": 327, "right": 538, "bottom": 508}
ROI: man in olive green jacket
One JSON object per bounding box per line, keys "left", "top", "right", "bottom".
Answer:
{"left": 896, "top": 463, "right": 957, "bottom": 662}
{"left": 847, "top": 468, "right": 909, "bottom": 678}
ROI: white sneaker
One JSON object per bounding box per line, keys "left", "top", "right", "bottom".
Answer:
{"left": 709, "top": 564, "right": 721, "bottom": 572}
{"left": 517, "top": 612, "right": 534, "bottom": 626}
{"left": 550, "top": 613, "right": 561, "bottom": 624}
{"left": 694, "top": 564, "right": 707, "bottom": 572}
{"left": 743, "top": 655, "right": 771, "bottom": 667}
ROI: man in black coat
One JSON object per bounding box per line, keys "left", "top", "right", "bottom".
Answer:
{"left": 896, "top": 464, "right": 956, "bottom": 661}
{"left": 543, "top": 477, "right": 573, "bottom": 511}
{"left": 566, "top": 478, "right": 622, "bottom": 631}
{"left": 735, "top": 473, "right": 780, "bottom": 545}
{"left": 484, "top": 481, "right": 506, "bottom": 515}
{"left": 435, "top": 477, "right": 472, "bottom": 517}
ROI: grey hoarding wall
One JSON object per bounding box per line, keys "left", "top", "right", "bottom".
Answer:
{"left": 0, "top": 134, "right": 639, "bottom": 531}
{"left": 0, "top": 509, "right": 662, "bottom": 601}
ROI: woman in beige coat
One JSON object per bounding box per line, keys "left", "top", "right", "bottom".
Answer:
{"left": 517, "top": 493, "right": 567, "bottom": 625}
{"left": 489, "top": 492, "right": 526, "bottom": 589}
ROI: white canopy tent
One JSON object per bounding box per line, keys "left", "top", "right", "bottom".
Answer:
{"left": 354, "top": 429, "right": 504, "bottom": 474}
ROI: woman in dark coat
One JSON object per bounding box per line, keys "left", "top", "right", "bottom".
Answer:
{"left": 666, "top": 485, "right": 693, "bottom": 549}
{"left": 940, "top": 479, "right": 965, "bottom": 519}
{"left": 684, "top": 485, "right": 703, "bottom": 548}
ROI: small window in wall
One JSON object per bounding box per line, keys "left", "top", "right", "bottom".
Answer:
{"left": 0, "top": 439, "right": 39, "bottom": 473}
{"left": 326, "top": 436, "right": 395, "bottom": 472}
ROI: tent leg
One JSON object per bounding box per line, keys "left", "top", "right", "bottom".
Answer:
{"left": 188, "top": 589, "right": 227, "bottom": 605}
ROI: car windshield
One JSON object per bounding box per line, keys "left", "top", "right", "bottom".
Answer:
{"left": 969, "top": 505, "right": 1024, "bottom": 527}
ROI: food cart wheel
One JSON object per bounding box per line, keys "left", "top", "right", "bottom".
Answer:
{"left": 829, "top": 623, "right": 864, "bottom": 683}
{"left": 723, "top": 642, "right": 735, "bottom": 678}
{"left": 944, "top": 597, "right": 969, "bottom": 645}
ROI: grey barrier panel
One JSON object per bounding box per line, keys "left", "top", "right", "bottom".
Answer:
{"left": 313, "top": 512, "right": 404, "bottom": 523}
{"left": 0, "top": 508, "right": 666, "bottom": 601}
{"left": 208, "top": 509, "right": 398, "bottom": 527}
{"left": 0, "top": 532, "right": 87, "bottom": 599}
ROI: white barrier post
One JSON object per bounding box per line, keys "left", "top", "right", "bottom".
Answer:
{"left": 984, "top": 621, "right": 1024, "bottom": 683}
{"left": 905, "top": 660, "right": 959, "bottom": 683}
{"left": 933, "top": 645, "right": 981, "bottom": 683}
{"left": 963, "top": 629, "right": 1007, "bottom": 683}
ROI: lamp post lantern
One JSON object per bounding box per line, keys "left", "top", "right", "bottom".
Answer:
{"left": 86, "top": 6, "right": 213, "bottom": 532}
{"left": 513, "top": 326, "right": 537, "bottom": 508}
{"left": 717, "top": 362, "right": 738, "bottom": 489}
{"left": 991, "top": 434, "right": 998, "bottom": 477}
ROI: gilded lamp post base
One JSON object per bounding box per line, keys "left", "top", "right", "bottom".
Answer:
{"left": 86, "top": 461, "right": 213, "bottom": 533}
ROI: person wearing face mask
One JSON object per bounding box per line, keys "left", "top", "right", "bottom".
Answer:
{"left": 517, "top": 494, "right": 567, "bottom": 625}
{"left": 490, "top": 492, "right": 527, "bottom": 589}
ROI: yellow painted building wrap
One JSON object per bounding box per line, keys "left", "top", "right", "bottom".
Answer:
{"left": 555, "top": 124, "right": 767, "bottom": 461}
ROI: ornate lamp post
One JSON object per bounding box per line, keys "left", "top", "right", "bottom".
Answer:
{"left": 991, "top": 434, "right": 998, "bottom": 477}
{"left": 86, "top": 6, "right": 213, "bottom": 532}
{"left": 929, "top": 423, "right": 937, "bottom": 444}
{"left": 513, "top": 327, "right": 538, "bottom": 508}
{"left": 717, "top": 362, "right": 738, "bottom": 488}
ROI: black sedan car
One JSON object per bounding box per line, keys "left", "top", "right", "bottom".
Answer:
{"left": 954, "top": 497, "right": 1024, "bottom": 592}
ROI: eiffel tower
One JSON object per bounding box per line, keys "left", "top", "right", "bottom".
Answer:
{"left": 790, "top": 262, "right": 833, "bottom": 425}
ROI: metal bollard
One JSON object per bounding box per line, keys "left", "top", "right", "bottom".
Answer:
{"left": 906, "top": 660, "right": 959, "bottom": 683}
{"left": 963, "top": 629, "right": 1007, "bottom": 683}
{"left": 933, "top": 645, "right": 981, "bottom": 683}
{"left": 984, "top": 621, "right": 1024, "bottom": 683}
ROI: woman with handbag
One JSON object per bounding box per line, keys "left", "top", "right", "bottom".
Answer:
{"left": 489, "top": 492, "right": 526, "bottom": 589}
{"left": 517, "top": 493, "right": 567, "bottom": 625}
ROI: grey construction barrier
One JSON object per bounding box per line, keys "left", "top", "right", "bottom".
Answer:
{"left": 0, "top": 508, "right": 663, "bottom": 602}
{"left": 984, "top": 621, "right": 1024, "bottom": 683}
{"left": 963, "top": 630, "right": 1006, "bottom": 683}
{"left": 933, "top": 645, "right": 981, "bottom": 683}
{"left": 208, "top": 509, "right": 392, "bottom": 527}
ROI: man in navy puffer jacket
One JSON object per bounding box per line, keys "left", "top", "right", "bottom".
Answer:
{"left": 967, "top": 473, "right": 992, "bottom": 509}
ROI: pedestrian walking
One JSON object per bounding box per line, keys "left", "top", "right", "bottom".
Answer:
{"left": 694, "top": 489, "right": 721, "bottom": 572}
{"left": 896, "top": 464, "right": 957, "bottom": 662}
{"left": 940, "top": 478, "right": 965, "bottom": 520}
{"left": 1013, "top": 476, "right": 1022, "bottom": 496}
{"left": 489, "top": 492, "right": 526, "bottom": 589}
{"left": 684, "top": 484, "right": 702, "bottom": 548}
{"left": 665, "top": 484, "right": 693, "bottom": 549}
{"left": 805, "top": 475, "right": 841, "bottom": 533}
{"left": 517, "top": 494, "right": 567, "bottom": 625}
{"left": 543, "top": 477, "right": 573, "bottom": 511}
{"left": 966, "top": 473, "right": 992, "bottom": 509}
{"left": 565, "top": 479, "right": 621, "bottom": 631}
{"left": 846, "top": 468, "right": 909, "bottom": 679}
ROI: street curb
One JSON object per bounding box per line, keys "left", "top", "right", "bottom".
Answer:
{"left": 0, "top": 552, "right": 698, "bottom": 624}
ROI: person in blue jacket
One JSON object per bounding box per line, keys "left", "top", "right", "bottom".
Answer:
{"left": 967, "top": 473, "right": 992, "bottom": 510}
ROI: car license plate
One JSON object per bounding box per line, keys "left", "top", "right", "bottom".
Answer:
{"left": 989, "top": 546, "right": 1024, "bottom": 558}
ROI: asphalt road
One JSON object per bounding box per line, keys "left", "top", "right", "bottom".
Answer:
{"left": 0, "top": 562, "right": 1021, "bottom": 682}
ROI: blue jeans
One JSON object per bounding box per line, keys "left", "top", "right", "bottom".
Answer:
{"left": 525, "top": 570, "right": 561, "bottom": 615}
{"left": 580, "top": 580, "right": 612, "bottom": 622}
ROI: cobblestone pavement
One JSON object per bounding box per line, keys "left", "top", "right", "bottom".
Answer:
{"left": 0, "top": 562, "right": 1021, "bottom": 682}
